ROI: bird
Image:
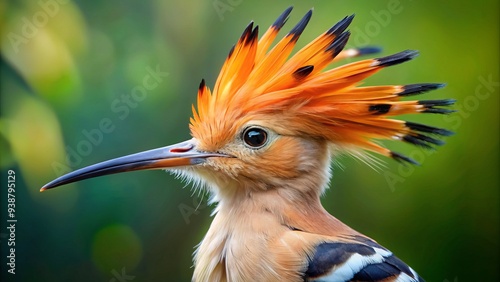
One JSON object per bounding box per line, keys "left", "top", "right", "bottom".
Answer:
{"left": 41, "top": 6, "right": 455, "bottom": 282}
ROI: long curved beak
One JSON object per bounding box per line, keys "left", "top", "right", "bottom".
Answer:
{"left": 41, "top": 139, "right": 228, "bottom": 191}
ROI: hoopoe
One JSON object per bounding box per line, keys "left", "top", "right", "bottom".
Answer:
{"left": 42, "top": 6, "right": 454, "bottom": 282}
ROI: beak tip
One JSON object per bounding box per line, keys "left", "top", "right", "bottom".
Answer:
{"left": 40, "top": 186, "right": 48, "bottom": 192}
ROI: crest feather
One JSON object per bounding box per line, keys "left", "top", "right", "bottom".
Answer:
{"left": 190, "top": 7, "right": 454, "bottom": 164}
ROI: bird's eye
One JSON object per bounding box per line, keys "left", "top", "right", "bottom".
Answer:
{"left": 242, "top": 127, "right": 268, "bottom": 149}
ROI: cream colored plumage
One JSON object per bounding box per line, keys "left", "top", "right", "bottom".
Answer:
{"left": 42, "top": 6, "right": 454, "bottom": 281}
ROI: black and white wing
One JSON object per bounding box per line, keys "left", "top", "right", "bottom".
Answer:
{"left": 304, "top": 236, "right": 424, "bottom": 282}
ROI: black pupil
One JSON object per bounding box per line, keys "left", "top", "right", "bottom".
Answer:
{"left": 244, "top": 128, "right": 267, "bottom": 148}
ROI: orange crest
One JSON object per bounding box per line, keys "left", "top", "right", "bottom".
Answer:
{"left": 189, "top": 7, "right": 454, "bottom": 164}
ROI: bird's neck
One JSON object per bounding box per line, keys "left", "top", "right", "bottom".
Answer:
{"left": 214, "top": 182, "right": 355, "bottom": 236}
{"left": 192, "top": 143, "right": 360, "bottom": 281}
{"left": 193, "top": 174, "right": 359, "bottom": 282}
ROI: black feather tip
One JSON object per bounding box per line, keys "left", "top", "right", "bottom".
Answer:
{"left": 399, "top": 83, "right": 446, "bottom": 97}
{"left": 391, "top": 151, "right": 419, "bottom": 165}
{"left": 327, "top": 14, "right": 354, "bottom": 36}
{"left": 326, "top": 31, "right": 351, "bottom": 58}
{"left": 246, "top": 25, "right": 259, "bottom": 44}
{"left": 402, "top": 134, "right": 444, "bottom": 149}
{"left": 406, "top": 121, "right": 454, "bottom": 136}
{"left": 375, "top": 50, "right": 419, "bottom": 67}
{"left": 419, "top": 99, "right": 456, "bottom": 114}
{"left": 198, "top": 79, "right": 206, "bottom": 92}
{"left": 272, "top": 6, "right": 293, "bottom": 30}
{"left": 356, "top": 46, "right": 382, "bottom": 56}
{"left": 240, "top": 22, "right": 254, "bottom": 42}
{"left": 289, "top": 9, "right": 313, "bottom": 41}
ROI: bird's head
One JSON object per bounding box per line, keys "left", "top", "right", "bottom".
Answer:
{"left": 41, "top": 7, "right": 454, "bottom": 203}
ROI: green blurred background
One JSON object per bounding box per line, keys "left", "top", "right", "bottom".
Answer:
{"left": 1, "top": 0, "right": 498, "bottom": 281}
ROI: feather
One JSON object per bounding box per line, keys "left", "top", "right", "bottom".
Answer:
{"left": 191, "top": 9, "right": 454, "bottom": 164}
{"left": 187, "top": 7, "right": 453, "bottom": 281}
{"left": 305, "top": 236, "right": 424, "bottom": 282}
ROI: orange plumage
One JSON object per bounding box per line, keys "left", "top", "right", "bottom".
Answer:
{"left": 190, "top": 8, "right": 453, "bottom": 166}
{"left": 42, "top": 6, "right": 454, "bottom": 282}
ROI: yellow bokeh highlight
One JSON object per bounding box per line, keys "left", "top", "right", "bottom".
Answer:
{"left": 1, "top": 0, "right": 87, "bottom": 103}
{"left": 0, "top": 93, "right": 78, "bottom": 212}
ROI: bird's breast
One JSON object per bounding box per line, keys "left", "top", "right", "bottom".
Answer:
{"left": 192, "top": 206, "right": 312, "bottom": 282}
